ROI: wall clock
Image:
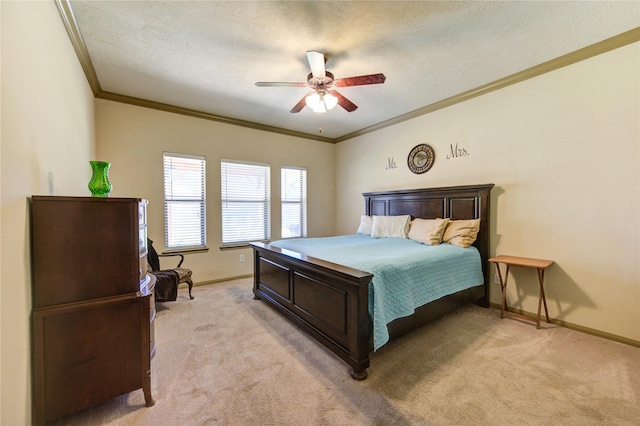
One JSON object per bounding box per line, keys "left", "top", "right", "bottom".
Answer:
{"left": 407, "top": 144, "right": 435, "bottom": 174}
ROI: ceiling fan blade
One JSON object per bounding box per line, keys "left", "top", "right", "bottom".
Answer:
{"left": 290, "top": 94, "right": 309, "bottom": 113}
{"left": 334, "top": 73, "right": 386, "bottom": 87}
{"left": 306, "top": 50, "right": 326, "bottom": 79}
{"left": 329, "top": 90, "right": 358, "bottom": 112}
{"left": 255, "top": 82, "right": 307, "bottom": 87}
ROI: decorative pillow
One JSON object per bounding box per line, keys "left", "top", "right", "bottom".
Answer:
{"left": 407, "top": 218, "right": 450, "bottom": 245}
{"left": 371, "top": 215, "right": 411, "bottom": 239}
{"left": 356, "top": 215, "right": 373, "bottom": 235}
{"left": 442, "top": 219, "right": 481, "bottom": 248}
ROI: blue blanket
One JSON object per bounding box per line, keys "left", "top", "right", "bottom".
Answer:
{"left": 270, "top": 234, "right": 483, "bottom": 350}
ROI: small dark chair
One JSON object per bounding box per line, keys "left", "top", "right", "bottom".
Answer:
{"left": 147, "top": 238, "right": 194, "bottom": 301}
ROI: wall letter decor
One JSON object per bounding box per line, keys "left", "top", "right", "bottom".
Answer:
{"left": 386, "top": 157, "right": 398, "bottom": 170}
{"left": 446, "top": 142, "right": 470, "bottom": 159}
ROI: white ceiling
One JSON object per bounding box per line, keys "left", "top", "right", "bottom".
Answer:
{"left": 66, "top": 1, "right": 639, "bottom": 141}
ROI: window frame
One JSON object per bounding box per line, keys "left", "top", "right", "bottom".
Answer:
{"left": 220, "top": 159, "right": 271, "bottom": 248}
{"left": 163, "top": 152, "right": 207, "bottom": 252}
{"left": 280, "top": 166, "right": 307, "bottom": 239}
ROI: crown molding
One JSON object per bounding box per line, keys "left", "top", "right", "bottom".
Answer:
{"left": 96, "top": 91, "right": 335, "bottom": 143}
{"left": 54, "top": 0, "right": 333, "bottom": 143}
{"left": 55, "top": 0, "right": 102, "bottom": 96}
{"left": 334, "top": 27, "right": 640, "bottom": 143}
{"left": 55, "top": 0, "right": 639, "bottom": 144}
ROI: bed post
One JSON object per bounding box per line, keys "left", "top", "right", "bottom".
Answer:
{"left": 475, "top": 185, "right": 493, "bottom": 308}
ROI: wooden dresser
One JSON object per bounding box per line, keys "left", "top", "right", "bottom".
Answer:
{"left": 31, "top": 196, "right": 155, "bottom": 425}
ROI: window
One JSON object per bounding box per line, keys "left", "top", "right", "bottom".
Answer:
{"left": 281, "top": 167, "right": 307, "bottom": 238}
{"left": 221, "top": 160, "right": 270, "bottom": 246}
{"left": 163, "top": 152, "right": 206, "bottom": 250}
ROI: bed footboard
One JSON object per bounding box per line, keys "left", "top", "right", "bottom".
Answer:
{"left": 251, "top": 242, "right": 374, "bottom": 380}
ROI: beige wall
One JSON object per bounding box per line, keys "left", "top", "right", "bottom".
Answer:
{"left": 1, "top": 1, "right": 96, "bottom": 424}
{"left": 95, "top": 100, "right": 335, "bottom": 283}
{"left": 1, "top": 1, "right": 637, "bottom": 423}
{"left": 336, "top": 42, "right": 640, "bottom": 343}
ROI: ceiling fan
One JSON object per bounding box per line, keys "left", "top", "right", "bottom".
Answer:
{"left": 255, "top": 50, "right": 386, "bottom": 113}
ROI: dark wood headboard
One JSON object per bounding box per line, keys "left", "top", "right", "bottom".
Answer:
{"left": 363, "top": 183, "right": 494, "bottom": 304}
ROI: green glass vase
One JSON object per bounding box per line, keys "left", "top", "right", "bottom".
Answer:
{"left": 88, "top": 161, "right": 112, "bottom": 197}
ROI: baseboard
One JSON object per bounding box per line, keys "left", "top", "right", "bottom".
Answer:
{"left": 490, "top": 302, "right": 640, "bottom": 348}
{"left": 182, "top": 274, "right": 253, "bottom": 289}
{"left": 174, "top": 281, "right": 640, "bottom": 348}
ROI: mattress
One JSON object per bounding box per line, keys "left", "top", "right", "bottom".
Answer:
{"left": 269, "top": 234, "right": 483, "bottom": 350}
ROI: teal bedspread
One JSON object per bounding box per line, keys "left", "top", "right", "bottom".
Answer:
{"left": 269, "top": 234, "right": 483, "bottom": 351}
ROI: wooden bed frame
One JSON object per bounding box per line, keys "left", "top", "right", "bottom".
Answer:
{"left": 251, "top": 183, "right": 494, "bottom": 380}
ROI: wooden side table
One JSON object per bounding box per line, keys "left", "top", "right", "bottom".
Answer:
{"left": 488, "top": 255, "right": 554, "bottom": 329}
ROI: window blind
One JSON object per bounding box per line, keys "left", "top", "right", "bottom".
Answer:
{"left": 221, "top": 160, "right": 270, "bottom": 246}
{"left": 163, "top": 152, "right": 206, "bottom": 250}
{"left": 281, "top": 167, "right": 307, "bottom": 239}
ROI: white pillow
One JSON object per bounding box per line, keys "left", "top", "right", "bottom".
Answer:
{"left": 407, "top": 218, "right": 450, "bottom": 245}
{"left": 371, "top": 215, "right": 411, "bottom": 239}
{"left": 356, "top": 215, "right": 373, "bottom": 235}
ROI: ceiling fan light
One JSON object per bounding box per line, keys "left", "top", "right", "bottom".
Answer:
{"left": 313, "top": 102, "right": 327, "bottom": 113}
{"left": 324, "top": 93, "right": 338, "bottom": 110}
{"left": 305, "top": 93, "right": 320, "bottom": 109}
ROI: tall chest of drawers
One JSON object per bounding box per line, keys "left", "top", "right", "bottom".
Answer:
{"left": 30, "top": 196, "right": 155, "bottom": 425}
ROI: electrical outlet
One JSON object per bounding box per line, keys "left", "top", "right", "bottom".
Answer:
{"left": 239, "top": 254, "right": 245, "bottom": 262}
{"left": 493, "top": 272, "right": 501, "bottom": 285}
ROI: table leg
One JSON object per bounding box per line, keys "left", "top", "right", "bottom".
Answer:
{"left": 498, "top": 264, "right": 510, "bottom": 319}
{"left": 536, "top": 267, "right": 550, "bottom": 329}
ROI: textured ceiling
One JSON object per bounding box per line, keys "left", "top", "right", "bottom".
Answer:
{"left": 66, "top": 1, "right": 639, "bottom": 141}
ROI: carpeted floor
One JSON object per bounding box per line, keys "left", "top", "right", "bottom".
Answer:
{"left": 52, "top": 278, "right": 640, "bottom": 425}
